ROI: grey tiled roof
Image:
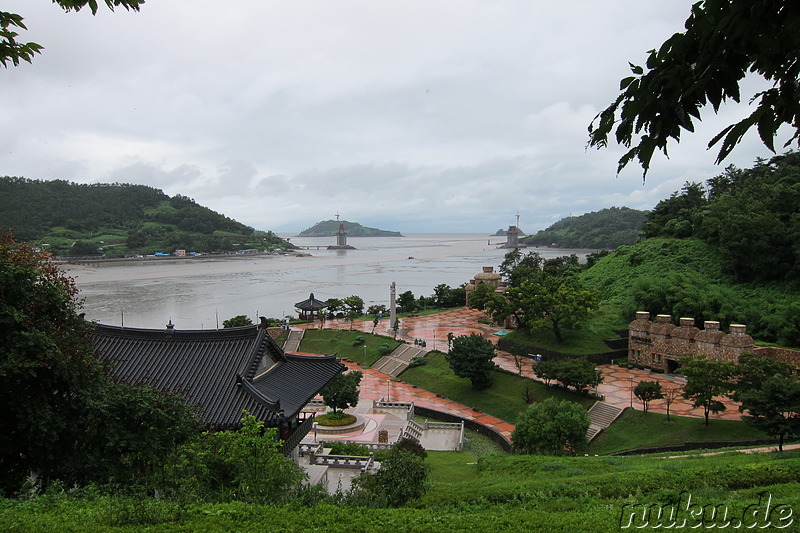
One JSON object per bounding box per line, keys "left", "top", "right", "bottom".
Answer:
{"left": 90, "top": 323, "right": 343, "bottom": 429}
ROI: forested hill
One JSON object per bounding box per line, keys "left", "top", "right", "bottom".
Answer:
{"left": 297, "top": 220, "right": 403, "bottom": 237}
{"left": 0, "top": 177, "right": 290, "bottom": 256}
{"left": 578, "top": 151, "right": 800, "bottom": 347}
{"left": 522, "top": 207, "right": 647, "bottom": 249}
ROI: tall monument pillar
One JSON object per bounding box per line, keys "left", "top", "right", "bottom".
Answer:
{"left": 336, "top": 223, "right": 347, "bottom": 247}
{"left": 389, "top": 281, "right": 397, "bottom": 330}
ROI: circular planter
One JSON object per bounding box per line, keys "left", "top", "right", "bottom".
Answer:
{"left": 313, "top": 414, "right": 366, "bottom": 435}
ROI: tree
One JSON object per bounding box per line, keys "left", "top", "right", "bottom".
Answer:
{"left": 681, "top": 355, "right": 735, "bottom": 426}
{"left": 664, "top": 386, "right": 681, "bottom": 422}
{"left": 506, "top": 274, "right": 600, "bottom": 343}
{"left": 512, "top": 398, "right": 590, "bottom": 456}
{"left": 732, "top": 354, "right": 800, "bottom": 451}
{"left": 533, "top": 359, "right": 558, "bottom": 386}
{"left": 0, "top": 234, "right": 110, "bottom": 492}
{"left": 445, "top": 333, "right": 496, "bottom": 389}
{"left": 397, "top": 290, "right": 416, "bottom": 313}
{"left": 634, "top": 381, "right": 664, "bottom": 413}
{"left": 222, "top": 314, "right": 253, "bottom": 328}
{"left": 342, "top": 295, "right": 364, "bottom": 316}
{"left": 354, "top": 448, "right": 429, "bottom": 507}
{"left": 164, "top": 412, "right": 303, "bottom": 503}
{"left": 0, "top": 234, "right": 198, "bottom": 493}
{"left": 325, "top": 298, "right": 343, "bottom": 318}
{"left": 467, "top": 281, "right": 497, "bottom": 311}
{"left": 548, "top": 358, "right": 603, "bottom": 394}
{"left": 588, "top": 0, "right": 800, "bottom": 177}
{"left": 2, "top": 1, "right": 144, "bottom": 68}
{"left": 319, "top": 370, "right": 362, "bottom": 414}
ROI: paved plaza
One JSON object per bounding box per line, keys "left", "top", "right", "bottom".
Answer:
{"left": 293, "top": 307, "right": 746, "bottom": 441}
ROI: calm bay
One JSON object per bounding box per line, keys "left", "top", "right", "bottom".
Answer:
{"left": 68, "top": 233, "right": 587, "bottom": 329}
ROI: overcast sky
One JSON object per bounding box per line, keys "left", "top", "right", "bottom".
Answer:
{"left": 1, "top": 1, "right": 780, "bottom": 234}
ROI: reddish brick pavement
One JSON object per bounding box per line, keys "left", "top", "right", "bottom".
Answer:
{"left": 294, "top": 308, "right": 745, "bottom": 429}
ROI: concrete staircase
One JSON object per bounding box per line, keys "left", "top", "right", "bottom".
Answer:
{"left": 372, "top": 344, "right": 426, "bottom": 377}
{"left": 586, "top": 402, "right": 624, "bottom": 442}
{"left": 283, "top": 329, "right": 304, "bottom": 353}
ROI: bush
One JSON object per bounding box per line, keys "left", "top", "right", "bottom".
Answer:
{"left": 408, "top": 356, "right": 427, "bottom": 368}
{"left": 393, "top": 437, "right": 427, "bottom": 459}
{"left": 354, "top": 448, "right": 430, "bottom": 507}
{"left": 315, "top": 413, "right": 357, "bottom": 427}
{"left": 325, "top": 441, "right": 372, "bottom": 456}
{"left": 379, "top": 343, "right": 392, "bottom": 356}
{"left": 352, "top": 336, "right": 365, "bottom": 346}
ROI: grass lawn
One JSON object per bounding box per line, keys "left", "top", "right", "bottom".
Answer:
{"left": 401, "top": 351, "right": 594, "bottom": 424}
{"left": 425, "top": 450, "right": 480, "bottom": 486}
{"left": 502, "top": 302, "right": 629, "bottom": 355}
{"left": 588, "top": 408, "right": 771, "bottom": 455}
{"left": 298, "top": 329, "right": 403, "bottom": 367}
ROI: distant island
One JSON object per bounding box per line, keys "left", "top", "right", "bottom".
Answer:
{"left": 297, "top": 220, "right": 403, "bottom": 237}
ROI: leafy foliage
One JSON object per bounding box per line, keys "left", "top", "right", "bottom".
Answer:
{"left": 522, "top": 207, "right": 648, "bottom": 249}
{"left": 0, "top": 234, "right": 199, "bottom": 494}
{"left": 163, "top": 413, "right": 303, "bottom": 503}
{"left": 732, "top": 354, "right": 800, "bottom": 451}
{"left": 319, "top": 370, "right": 362, "bottom": 414}
{"left": 1, "top": 2, "right": 144, "bottom": 68}
{"left": 634, "top": 381, "right": 664, "bottom": 413}
{"left": 681, "top": 355, "right": 736, "bottom": 426}
{"left": 506, "top": 275, "right": 600, "bottom": 343}
{"left": 222, "top": 315, "right": 253, "bottom": 328}
{"left": 533, "top": 358, "right": 602, "bottom": 394}
{"left": 446, "top": 333, "right": 497, "bottom": 389}
{"left": 512, "top": 398, "right": 590, "bottom": 455}
{"left": 588, "top": 0, "right": 800, "bottom": 176}
{"left": 354, "top": 448, "right": 430, "bottom": 507}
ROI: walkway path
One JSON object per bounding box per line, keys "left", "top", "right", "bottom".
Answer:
{"left": 292, "top": 307, "right": 746, "bottom": 435}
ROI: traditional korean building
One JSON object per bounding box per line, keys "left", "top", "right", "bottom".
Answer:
{"left": 90, "top": 317, "right": 344, "bottom": 455}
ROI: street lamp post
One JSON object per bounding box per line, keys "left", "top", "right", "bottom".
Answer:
{"left": 363, "top": 344, "right": 367, "bottom": 361}
{"left": 594, "top": 367, "right": 600, "bottom": 394}
{"left": 387, "top": 379, "right": 391, "bottom": 402}
{"left": 630, "top": 375, "right": 634, "bottom": 408}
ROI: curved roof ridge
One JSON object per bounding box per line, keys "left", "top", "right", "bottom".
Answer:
{"left": 284, "top": 352, "right": 340, "bottom": 362}
{"left": 91, "top": 322, "right": 259, "bottom": 339}
{"left": 239, "top": 377, "right": 280, "bottom": 411}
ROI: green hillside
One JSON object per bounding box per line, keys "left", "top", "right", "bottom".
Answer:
{"left": 297, "top": 219, "right": 403, "bottom": 237}
{"left": 0, "top": 177, "right": 291, "bottom": 256}
{"left": 522, "top": 206, "right": 647, "bottom": 249}
{"left": 3, "top": 449, "right": 798, "bottom": 531}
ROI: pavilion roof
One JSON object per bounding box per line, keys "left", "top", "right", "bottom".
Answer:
{"left": 294, "top": 292, "right": 328, "bottom": 311}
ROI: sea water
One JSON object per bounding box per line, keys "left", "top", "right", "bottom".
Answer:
{"left": 68, "top": 234, "right": 588, "bottom": 329}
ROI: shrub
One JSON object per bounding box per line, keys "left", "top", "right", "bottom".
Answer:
{"left": 352, "top": 336, "right": 365, "bottom": 346}
{"left": 408, "top": 356, "right": 427, "bottom": 368}
{"left": 354, "top": 448, "right": 430, "bottom": 507}
{"left": 325, "top": 441, "right": 372, "bottom": 456}
{"left": 379, "top": 343, "right": 392, "bottom": 356}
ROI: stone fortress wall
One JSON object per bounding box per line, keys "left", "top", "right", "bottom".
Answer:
{"left": 628, "top": 311, "right": 800, "bottom": 372}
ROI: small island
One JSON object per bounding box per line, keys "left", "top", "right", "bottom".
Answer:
{"left": 297, "top": 220, "right": 403, "bottom": 237}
